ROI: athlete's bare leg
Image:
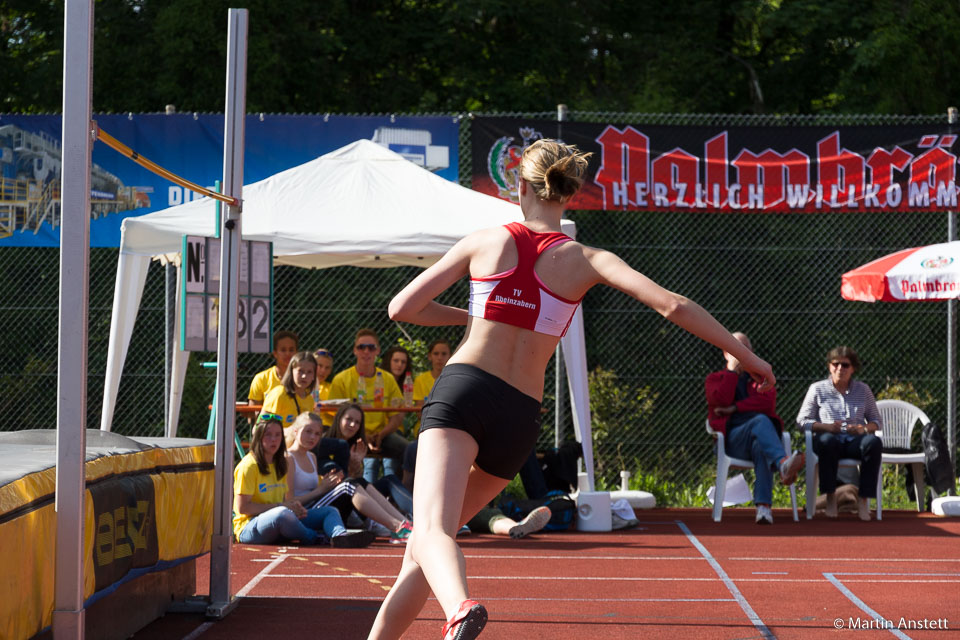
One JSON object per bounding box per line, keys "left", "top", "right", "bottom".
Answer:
{"left": 367, "top": 428, "right": 509, "bottom": 640}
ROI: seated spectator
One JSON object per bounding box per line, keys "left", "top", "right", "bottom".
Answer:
{"left": 401, "top": 437, "right": 418, "bottom": 493}
{"left": 312, "top": 348, "right": 336, "bottom": 427}
{"left": 232, "top": 415, "right": 373, "bottom": 548}
{"left": 328, "top": 328, "right": 406, "bottom": 481}
{"left": 466, "top": 504, "right": 552, "bottom": 538}
{"left": 412, "top": 338, "right": 452, "bottom": 436}
{"left": 326, "top": 402, "right": 414, "bottom": 518}
{"left": 380, "top": 344, "right": 417, "bottom": 435}
{"left": 706, "top": 331, "right": 803, "bottom": 525}
{"left": 248, "top": 330, "right": 299, "bottom": 405}
{"left": 381, "top": 344, "right": 412, "bottom": 388}
{"left": 518, "top": 441, "right": 583, "bottom": 500}
{"left": 286, "top": 412, "right": 412, "bottom": 541}
{"left": 262, "top": 351, "right": 317, "bottom": 429}
{"left": 796, "top": 345, "right": 883, "bottom": 521}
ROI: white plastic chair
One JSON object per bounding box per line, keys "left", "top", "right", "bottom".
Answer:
{"left": 706, "top": 420, "right": 799, "bottom": 523}
{"left": 804, "top": 429, "right": 882, "bottom": 520}
{"left": 877, "top": 399, "right": 930, "bottom": 512}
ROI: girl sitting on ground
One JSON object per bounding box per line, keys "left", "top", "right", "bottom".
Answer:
{"left": 287, "top": 411, "right": 413, "bottom": 541}
{"left": 326, "top": 402, "right": 415, "bottom": 519}
{"left": 232, "top": 414, "right": 373, "bottom": 548}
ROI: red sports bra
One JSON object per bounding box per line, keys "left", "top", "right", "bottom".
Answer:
{"left": 468, "top": 222, "right": 583, "bottom": 337}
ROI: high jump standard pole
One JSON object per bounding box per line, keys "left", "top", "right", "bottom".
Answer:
{"left": 54, "top": 0, "right": 94, "bottom": 638}
{"left": 208, "top": 7, "right": 249, "bottom": 618}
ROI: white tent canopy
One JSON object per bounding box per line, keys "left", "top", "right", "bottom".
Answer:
{"left": 102, "top": 139, "right": 597, "bottom": 487}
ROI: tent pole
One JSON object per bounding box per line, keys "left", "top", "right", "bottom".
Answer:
{"left": 948, "top": 213, "right": 957, "bottom": 471}
{"left": 165, "top": 262, "right": 175, "bottom": 436}
{"left": 948, "top": 107, "right": 958, "bottom": 473}
{"left": 555, "top": 345, "right": 564, "bottom": 448}
{"left": 208, "top": 8, "right": 248, "bottom": 619}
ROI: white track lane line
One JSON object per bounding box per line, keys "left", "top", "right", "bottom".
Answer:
{"left": 731, "top": 557, "right": 960, "bottom": 563}
{"left": 293, "top": 552, "right": 705, "bottom": 560}
{"left": 231, "top": 593, "right": 737, "bottom": 602}
{"left": 236, "top": 554, "right": 289, "bottom": 597}
{"left": 675, "top": 520, "right": 775, "bottom": 640}
{"left": 824, "top": 572, "right": 914, "bottom": 640}
{"left": 261, "top": 573, "right": 960, "bottom": 583}
{"left": 826, "top": 570, "right": 960, "bottom": 640}
{"left": 180, "top": 623, "right": 214, "bottom": 640}
{"left": 179, "top": 554, "right": 290, "bottom": 640}
{"left": 284, "top": 552, "right": 960, "bottom": 563}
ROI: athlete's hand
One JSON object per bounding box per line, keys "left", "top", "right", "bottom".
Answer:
{"left": 744, "top": 355, "right": 776, "bottom": 392}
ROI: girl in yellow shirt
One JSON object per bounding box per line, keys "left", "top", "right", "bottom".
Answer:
{"left": 261, "top": 351, "right": 318, "bottom": 430}
{"left": 233, "top": 415, "right": 372, "bottom": 547}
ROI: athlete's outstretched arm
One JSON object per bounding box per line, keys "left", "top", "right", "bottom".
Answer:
{"left": 586, "top": 248, "right": 775, "bottom": 390}
{"left": 388, "top": 236, "right": 473, "bottom": 326}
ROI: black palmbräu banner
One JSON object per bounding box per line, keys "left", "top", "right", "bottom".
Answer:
{"left": 472, "top": 118, "right": 956, "bottom": 213}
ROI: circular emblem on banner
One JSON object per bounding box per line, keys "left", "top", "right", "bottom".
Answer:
{"left": 485, "top": 128, "right": 544, "bottom": 203}
{"left": 920, "top": 255, "right": 953, "bottom": 269}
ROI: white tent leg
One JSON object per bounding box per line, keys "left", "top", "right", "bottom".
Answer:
{"left": 561, "top": 306, "right": 594, "bottom": 491}
{"left": 100, "top": 251, "right": 150, "bottom": 431}
{"left": 167, "top": 272, "right": 190, "bottom": 438}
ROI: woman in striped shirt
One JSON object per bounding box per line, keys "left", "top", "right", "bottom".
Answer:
{"left": 796, "top": 346, "right": 883, "bottom": 521}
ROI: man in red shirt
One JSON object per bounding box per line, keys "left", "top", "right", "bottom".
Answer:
{"left": 706, "top": 332, "right": 803, "bottom": 524}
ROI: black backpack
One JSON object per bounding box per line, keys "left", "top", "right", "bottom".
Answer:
{"left": 922, "top": 421, "right": 957, "bottom": 495}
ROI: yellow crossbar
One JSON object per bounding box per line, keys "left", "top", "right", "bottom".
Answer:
{"left": 93, "top": 121, "right": 239, "bottom": 207}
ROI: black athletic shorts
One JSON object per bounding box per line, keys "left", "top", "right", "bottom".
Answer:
{"left": 419, "top": 363, "right": 542, "bottom": 479}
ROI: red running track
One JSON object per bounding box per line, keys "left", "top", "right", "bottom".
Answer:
{"left": 133, "top": 508, "right": 960, "bottom": 639}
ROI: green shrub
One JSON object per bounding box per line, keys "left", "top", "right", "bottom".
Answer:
{"left": 396, "top": 336, "right": 428, "bottom": 373}
{"left": 876, "top": 379, "right": 937, "bottom": 411}
{"left": 588, "top": 366, "right": 658, "bottom": 477}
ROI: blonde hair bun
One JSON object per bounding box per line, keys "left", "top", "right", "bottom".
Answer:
{"left": 520, "top": 139, "right": 592, "bottom": 203}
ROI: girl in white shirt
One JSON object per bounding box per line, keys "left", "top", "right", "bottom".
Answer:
{"left": 286, "top": 412, "right": 412, "bottom": 541}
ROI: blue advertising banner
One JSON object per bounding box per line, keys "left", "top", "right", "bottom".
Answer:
{"left": 0, "top": 113, "right": 459, "bottom": 247}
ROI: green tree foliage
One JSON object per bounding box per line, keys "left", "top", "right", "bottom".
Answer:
{"left": 2, "top": 0, "right": 958, "bottom": 115}
{"left": 0, "top": 0, "right": 63, "bottom": 112}
{"left": 587, "top": 365, "right": 658, "bottom": 478}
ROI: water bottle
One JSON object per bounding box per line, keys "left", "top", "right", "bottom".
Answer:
{"left": 356, "top": 374, "right": 367, "bottom": 407}
{"left": 373, "top": 371, "right": 385, "bottom": 408}
{"left": 403, "top": 373, "right": 414, "bottom": 407}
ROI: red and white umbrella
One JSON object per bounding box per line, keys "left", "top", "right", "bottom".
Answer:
{"left": 841, "top": 241, "right": 960, "bottom": 302}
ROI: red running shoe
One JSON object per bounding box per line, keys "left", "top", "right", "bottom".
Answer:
{"left": 441, "top": 600, "right": 487, "bottom": 640}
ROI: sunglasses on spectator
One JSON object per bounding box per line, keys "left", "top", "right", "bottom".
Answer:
{"left": 258, "top": 412, "right": 284, "bottom": 423}
{"left": 830, "top": 361, "right": 852, "bottom": 369}
{"left": 355, "top": 343, "right": 378, "bottom": 351}
{"left": 314, "top": 349, "right": 332, "bottom": 358}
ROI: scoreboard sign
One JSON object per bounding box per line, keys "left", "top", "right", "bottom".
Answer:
{"left": 181, "top": 235, "right": 272, "bottom": 353}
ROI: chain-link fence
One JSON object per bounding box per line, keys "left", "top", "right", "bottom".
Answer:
{"left": 0, "top": 111, "right": 952, "bottom": 506}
